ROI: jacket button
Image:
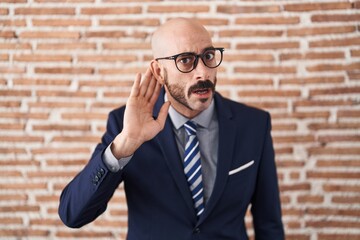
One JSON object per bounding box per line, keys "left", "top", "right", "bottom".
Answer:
{"left": 94, "top": 175, "right": 99, "bottom": 182}
{"left": 92, "top": 179, "right": 98, "bottom": 185}
{"left": 193, "top": 228, "right": 200, "bottom": 234}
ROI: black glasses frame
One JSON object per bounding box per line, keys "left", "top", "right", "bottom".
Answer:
{"left": 155, "top": 47, "right": 225, "bottom": 73}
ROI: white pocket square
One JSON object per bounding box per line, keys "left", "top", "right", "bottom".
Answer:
{"left": 229, "top": 160, "right": 255, "bottom": 176}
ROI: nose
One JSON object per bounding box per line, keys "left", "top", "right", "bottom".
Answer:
{"left": 193, "top": 56, "right": 209, "bottom": 79}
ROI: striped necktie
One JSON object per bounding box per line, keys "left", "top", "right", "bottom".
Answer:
{"left": 183, "top": 121, "right": 205, "bottom": 217}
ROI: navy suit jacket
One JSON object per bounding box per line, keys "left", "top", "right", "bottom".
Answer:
{"left": 59, "top": 90, "right": 284, "bottom": 240}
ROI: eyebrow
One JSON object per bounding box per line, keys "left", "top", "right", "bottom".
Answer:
{"left": 179, "top": 46, "right": 216, "bottom": 55}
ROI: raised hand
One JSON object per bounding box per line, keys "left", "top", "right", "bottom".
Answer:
{"left": 111, "top": 68, "right": 170, "bottom": 159}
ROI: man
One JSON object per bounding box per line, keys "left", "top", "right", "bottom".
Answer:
{"left": 59, "top": 18, "right": 285, "bottom": 239}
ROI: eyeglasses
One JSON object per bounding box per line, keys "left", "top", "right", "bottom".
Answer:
{"left": 155, "top": 47, "right": 224, "bottom": 73}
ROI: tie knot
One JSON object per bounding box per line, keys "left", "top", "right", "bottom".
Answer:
{"left": 184, "top": 121, "right": 197, "bottom": 136}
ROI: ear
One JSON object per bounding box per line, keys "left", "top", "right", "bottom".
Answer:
{"left": 150, "top": 60, "right": 165, "bottom": 85}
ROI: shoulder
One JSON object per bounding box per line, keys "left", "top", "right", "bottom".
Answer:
{"left": 214, "top": 92, "right": 270, "bottom": 121}
{"left": 103, "top": 105, "right": 127, "bottom": 136}
{"left": 108, "top": 105, "right": 126, "bottom": 121}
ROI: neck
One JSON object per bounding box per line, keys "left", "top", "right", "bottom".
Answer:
{"left": 165, "top": 93, "right": 202, "bottom": 119}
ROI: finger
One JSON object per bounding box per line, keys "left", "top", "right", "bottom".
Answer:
{"left": 130, "top": 73, "right": 141, "bottom": 97}
{"left": 149, "top": 81, "right": 162, "bottom": 105}
{"left": 139, "top": 68, "right": 152, "bottom": 97}
{"left": 144, "top": 74, "right": 157, "bottom": 100}
{"left": 156, "top": 101, "right": 171, "bottom": 129}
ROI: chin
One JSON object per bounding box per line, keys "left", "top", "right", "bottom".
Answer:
{"left": 192, "top": 99, "right": 212, "bottom": 111}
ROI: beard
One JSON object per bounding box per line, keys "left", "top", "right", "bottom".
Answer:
{"left": 164, "top": 70, "right": 217, "bottom": 111}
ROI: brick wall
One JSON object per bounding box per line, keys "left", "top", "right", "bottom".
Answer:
{"left": 0, "top": 0, "right": 359, "bottom": 239}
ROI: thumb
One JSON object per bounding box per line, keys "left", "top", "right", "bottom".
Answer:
{"left": 156, "top": 101, "right": 171, "bottom": 130}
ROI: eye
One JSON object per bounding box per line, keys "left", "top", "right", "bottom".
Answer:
{"left": 204, "top": 51, "right": 215, "bottom": 61}
{"left": 177, "top": 55, "right": 195, "bottom": 65}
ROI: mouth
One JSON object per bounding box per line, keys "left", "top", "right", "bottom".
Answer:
{"left": 193, "top": 88, "right": 210, "bottom": 95}
{"left": 188, "top": 80, "right": 215, "bottom": 98}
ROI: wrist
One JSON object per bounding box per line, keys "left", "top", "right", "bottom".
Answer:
{"left": 111, "top": 132, "right": 141, "bottom": 159}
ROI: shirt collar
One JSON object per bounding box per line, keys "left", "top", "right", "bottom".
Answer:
{"left": 165, "top": 93, "right": 215, "bottom": 130}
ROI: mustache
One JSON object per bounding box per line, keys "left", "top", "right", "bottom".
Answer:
{"left": 188, "top": 80, "right": 215, "bottom": 97}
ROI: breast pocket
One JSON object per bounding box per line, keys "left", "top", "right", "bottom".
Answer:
{"left": 224, "top": 160, "right": 257, "bottom": 206}
{"left": 229, "top": 160, "right": 254, "bottom": 176}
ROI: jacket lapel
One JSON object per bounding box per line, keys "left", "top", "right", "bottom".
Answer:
{"left": 153, "top": 90, "right": 238, "bottom": 223}
{"left": 153, "top": 90, "right": 196, "bottom": 217}
{"left": 198, "top": 93, "right": 236, "bottom": 225}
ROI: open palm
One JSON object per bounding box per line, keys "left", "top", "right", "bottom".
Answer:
{"left": 112, "top": 68, "right": 170, "bottom": 158}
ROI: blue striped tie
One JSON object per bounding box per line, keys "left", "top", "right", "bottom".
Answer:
{"left": 184, "top": 121, "right": 205, "bottom": 217}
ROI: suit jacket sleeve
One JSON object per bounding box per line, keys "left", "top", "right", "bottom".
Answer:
{"left": 251, "top": 113, "right": 285, "bottom": 239}
{"left": 58, "top": 108, "right": 125, "bottom": 228}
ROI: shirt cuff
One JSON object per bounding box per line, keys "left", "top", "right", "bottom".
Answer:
{"left": 103, "top": 142, "right": 132, "bottom": 172}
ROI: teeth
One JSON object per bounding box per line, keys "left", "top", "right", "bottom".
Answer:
{"left": 195, "top": 89, "right": 208, "bottom": 94}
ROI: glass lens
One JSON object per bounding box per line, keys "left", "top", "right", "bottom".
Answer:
{"left": 203, "top": 49, "right": 222, "bottom": 68}
{"left": 176, "top": 54, "right": 196, "bottom": 72}
{"left": 174, "top": 48, "right": 223, "bottom": 73}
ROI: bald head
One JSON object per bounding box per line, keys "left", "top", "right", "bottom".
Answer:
{"left": 151, "top": 18, "right": 213, "bottom": 59}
